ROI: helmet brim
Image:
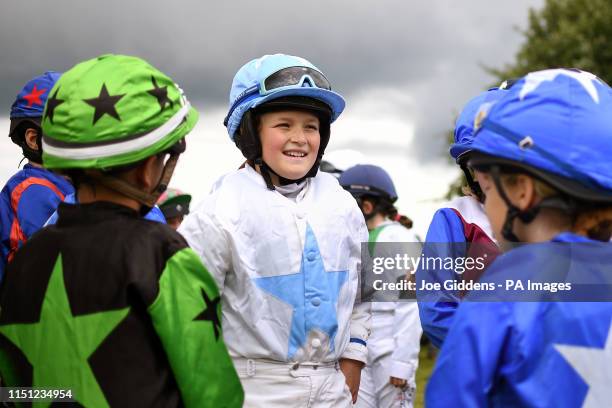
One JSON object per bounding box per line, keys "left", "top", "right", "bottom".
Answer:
{"left": 251, "top": 88, "right": 345, "bottom": 123}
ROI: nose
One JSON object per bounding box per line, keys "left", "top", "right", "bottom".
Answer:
{"left": 289, "top": 128, "right": 308, "bottom": 144}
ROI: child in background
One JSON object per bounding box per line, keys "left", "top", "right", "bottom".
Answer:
{"left": 157, "top": 188, "right": 191, "bottom": 229}
{"left": 427, "top": 69, "right": 612, "bottom": 407}
{"left": 416, "top": 85, "right": 509, "bottom": 347}
{"left": 180, "top": 54, "right": 370, "bottom": 407}
{"left": 0, "top": 72, "right": 74, "bottom": 280}
{"left": 340, "top": 164, "right": 422, "bottom": 408}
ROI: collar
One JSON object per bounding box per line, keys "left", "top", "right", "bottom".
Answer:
{"left": 551, "top": 232, "right": 597, "bottom": 243}
{"left": 56, "top": 201, "right": 139, "bottom": 227}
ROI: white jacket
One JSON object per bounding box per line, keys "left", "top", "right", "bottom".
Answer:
{"left": 369, "top": 221, "right": 422, "bottom": 382}
{"left": 179, "top": 165, "right": 370, "bottom": 364}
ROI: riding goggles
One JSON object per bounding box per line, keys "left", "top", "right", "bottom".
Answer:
{"left": 224, "top": 66, "right": 332, "bottom": 126}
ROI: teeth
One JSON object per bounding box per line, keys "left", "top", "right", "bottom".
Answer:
{"left": 285, "top": 151, "right": 306, "bottom": 157}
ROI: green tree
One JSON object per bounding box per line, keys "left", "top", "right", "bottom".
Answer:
{"left": 493, "top": 0, "right": 612, "bottom": 84}
{"left": 446, "top": 0, "right": 612, "bottom": 199}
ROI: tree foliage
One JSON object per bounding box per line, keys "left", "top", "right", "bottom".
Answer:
{"left": 492, "top": 0, "right": 612, "bottom": 83}
{"left": 446, "top": 0, "right": 612, "bottom": 199}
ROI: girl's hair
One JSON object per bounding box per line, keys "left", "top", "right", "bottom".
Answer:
{"left": 500, "top": 173, "right": 612, "bottom": 242}
{"left": 362, "top": 195, "right": 413, "bottom": 229}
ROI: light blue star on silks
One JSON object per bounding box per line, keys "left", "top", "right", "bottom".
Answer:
{"left": 254, "top": 224, "right": 348, "bottom": 359}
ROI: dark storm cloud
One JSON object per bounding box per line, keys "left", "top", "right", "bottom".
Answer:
{"left": 0, "top": 0, "right": 542, "bottom": 160}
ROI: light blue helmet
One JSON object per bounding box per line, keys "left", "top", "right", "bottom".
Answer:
{"left": 450, "top": 86, "right": 509, "bottom": 162}
{"left": 470, "top": 68, "right": 612, "bottom": 202}
{"left": 223, "top": 54, "right": 345, "bottom": 140}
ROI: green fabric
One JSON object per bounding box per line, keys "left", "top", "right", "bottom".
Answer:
{"left": 368, "top": 224, "right": 389, "bottom": 255}
{"left": 41, "top": 54, "right": 198, "bottom": 169}
{"left": 148, "top": 248, "right": 244, "bottom": 408}
{"left": 0, "top": 254, "right": 129, "bottom": 407}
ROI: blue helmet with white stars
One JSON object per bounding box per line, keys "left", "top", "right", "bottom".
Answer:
{"left": 469, "top": 68, "right": 612, "bottom": 203}
{"left": 450, "top": 86, "right": 508, "bottom": 162}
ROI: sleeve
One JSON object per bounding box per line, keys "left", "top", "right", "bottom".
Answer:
{"left": 416, "top": 208, "right": 467, "bottom": 348}
{"left": 425, "top": 301, "right": 512, "bottom": 408}
{"left": 389, "top": 301, "right": 422, "bottom": 382}
{"left": 16, "top": 184, "right": 63, "bottom": 238}
{"left": 148, "top": 248, "right": 244, "bottom": 408}
{"left": 340, "top": 204, "right": 371, "bottom": 364}
{"left": 178, "top": 200, "right": 231, "bottom": 294}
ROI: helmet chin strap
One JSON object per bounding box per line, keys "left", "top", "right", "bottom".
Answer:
{"left": 490, "top": 166, "right": 536, "bottom": 242}
{"left": 85, "top": 154, "right": 179, "bottom": 215}
{"left": 490, "top": 165, "right": 577, "bottom": 242}
{"left": 460, "top": 163, "right": 485, "bottom": 203}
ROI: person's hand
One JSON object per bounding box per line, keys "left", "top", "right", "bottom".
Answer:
{"left": 339, "top": 358, "right": 364, "bottom": 403}
{"left": 390, "top": 376, "right": 407, "bottom": 388}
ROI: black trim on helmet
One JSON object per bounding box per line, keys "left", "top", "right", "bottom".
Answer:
{"left": 469, "top": 152, "right": 612, "bottom": 204}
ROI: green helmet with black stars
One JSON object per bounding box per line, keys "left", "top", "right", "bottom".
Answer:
{"left": 41, "top": 54, "right": 198, "bottom": 169}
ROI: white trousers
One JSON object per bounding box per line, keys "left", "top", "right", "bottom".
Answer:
{"left": 234, "top": 358, "right": 353, "bottom": 408}
{"left": 355, "top": 358, "right": 415, "bottom": 408}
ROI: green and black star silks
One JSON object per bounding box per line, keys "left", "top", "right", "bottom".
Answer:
{"left": 0, "top": 202, "right": 243, "bottom": 407}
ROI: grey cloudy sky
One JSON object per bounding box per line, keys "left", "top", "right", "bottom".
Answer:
{"left": 2, "top": 0, "right": 542, "bottom": 160}
{"left": 0, "top": 0, "right": 544, "bottom": 235}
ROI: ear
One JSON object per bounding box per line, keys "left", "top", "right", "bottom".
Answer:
{"left": 24, "top": 128, "right": 39, "bottom": 151}
{"left": 508, "top": 174, "right": 537, "bottom": 211}
{"left": 134, "top": 155, "right": 164, "bottom": 192}
{"left": 361, "top": 199, "right": 375, "bottom": 216}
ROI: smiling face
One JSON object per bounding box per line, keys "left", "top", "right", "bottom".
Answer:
{"left": 258, "top": 110, "right": 321, "bottom": 182}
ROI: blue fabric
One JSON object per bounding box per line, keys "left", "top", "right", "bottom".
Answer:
{"left": 10, "top": 72, "right": 62, "bottom": 119}
{"left": 426, "top": 233, "right": 612, "bottom": 407}
{"left": 449, "top": 87, "right": 507, "bottom": 160}
{"left": 338, "top": 164, "right": 398, "bottom": 201}
{"left": 254, "top": 224, "right": 348, "bottom": 359}
{"left": 45, "top": 193, "right": 166, "bottom": 226}
{"left": 0, "top": 165, "right": 74, "bottom": 280}
{"left": 473, "top": 69, "right": 612, "bottom": 192}
{"left": 416, "top": 208, "right": 467, "bottom": 348}
{"left": 225, "top": 54, "right": 345, "bottom": 140}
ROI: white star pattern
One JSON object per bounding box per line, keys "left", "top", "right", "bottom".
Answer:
{"left": 519, "top": 69, "right": 602, "bottom": 103}
{"left": 554, "top": 322, "right": 612, "bottom": 408}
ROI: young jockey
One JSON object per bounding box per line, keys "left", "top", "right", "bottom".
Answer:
{"left": 0, "top": 54, "right": 243, "bottom": 407}
{"left": 179, "top": 54, "right": 370, "bottom": 407}
{"left": 416, "top": 86, "right": 508, "bottom": 347}
{"left": 340, "top": 164, "right": 422, "bottom": 408}
{"left": 0, "top": 72, "right": 74, "bottom": 280}
{"left": 427, "top": 68, "right": 612, "bottom": 407}
{"left": 157, "top": 188, "right": 191, "bottom": 229}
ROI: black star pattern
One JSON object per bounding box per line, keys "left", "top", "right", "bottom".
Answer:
{"left": 194, "top": 288, "right": 222, "bottom": 340}
{"left": 147, "top": 76, "right": 173, "bottom": 112}
{"left": 44, "top": 88, "right": 65, "bottom": 124}
{"left": 83, "top": 83, "right": 126, "bottom": 125}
